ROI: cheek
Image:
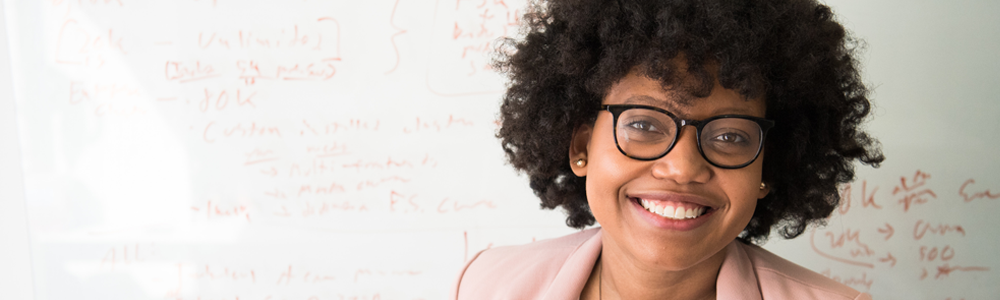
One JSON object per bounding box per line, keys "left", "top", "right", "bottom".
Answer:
{"left": 734, "top": 194, "right": 758, "bottom": 222}
{"left": 584, "top": 125, "right": 633, "bottom": 220}
{"left": 724, "top": 165, "right": 765, "bottom": 225}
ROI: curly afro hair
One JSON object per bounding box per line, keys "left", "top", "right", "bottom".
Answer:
{"left": 494, "top": 0, "right": 885, "bottom": 244}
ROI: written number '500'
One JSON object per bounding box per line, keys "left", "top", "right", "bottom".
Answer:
{"left": 919, "top": 245, "right": 955, "bottom": 262}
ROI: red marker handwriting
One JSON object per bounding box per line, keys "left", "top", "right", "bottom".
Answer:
{"left": 877, "top": 252, "right": 896, "bottom": 267}
{"left": 69, "top": 81, "right": 140, "bottom": 104}
{"left": 301, "top": 200, "right": 370, "bottom": 217}
{"left": 838, "top": 180, "right": 881, "bottom": 215}
{"left": 199, "top": 88, "right": 257, "bottom": 112}
{"left": 305, "top": 141, "right": 350, "bottom": 158}
{"left": 288, "top": 160, "right": 336, "bottom": 178}
{"left": 385, "top": 0, "right": 408, "bottom": 74}
{"left": 876, "top": 223, "right": 894, "bottom": 241}
{"left": 238, "top": 59, "right": 339, "bottom": 84}
{"left": 100, "top": 243, "right": 152, "bottom": 270}
{"left": 300, "top": 118, "right": 381, "bottom": 136}
{"left": 443, "top": 0, "right": 521, "bottom": 78}
{"left": 193, "top": 18, "right": 342, "bottom": 58}
{"left": 276, "top": 265, "right": 295, "bottom": 285}
{"left": 297, "top": 182, "right": 347, "bottom": 196}
{"left": 67, "top": 81, "right": 148, "bottom": 117}
{"left": 959, "top": 179, "right": 999, "bottom": 202}
{"left": 824, "top": 228, "right": 875, "bottom": 258}
{"left": 202, "top": 121, "right": 282, "bottom": 143}
{"left": 809, "top": 230, "right": 874, "bottom": 268}
{"left": 260, "top": 167, "right": 279, "bottom": 177}
{"left": 55, "top": 19, "right": 126, "bottom": 67}
{"left": 437, "top": 198, "right": 496, "bottom": 213}
{"left": 933, "top": 264, "right": 990, "bottom": 279}
{"left": 389, "top": 190, "right": 421, "bottom": 213}
{"left": 276, "top": 265, "right": 337, "bottom": 285}
{"left": 892, "top": 170, "right": 936, "bottom": 212}
{"left": 356, "top": 176, "right": 411, "bottom": 191}
{"left": 190, "top": 200, "right": 251, "bottom": 222}
{"left": 919, "top": 245, "right": 955, "bottom": 262}
{"left": 913, "top": 220, "right": 965, "bottom": 240}
{"left": 402, "top": 115, "right": 474, "bottom": 133}
{"left": 245, "top": 148, "right": 279, "bottom": 166}
{"left": 194, "top": 265, "right": 257, "bottom": 283}
{"left": 821, "top": 270, "right": 874, "bottom": 291}
{"left": 263, "top": 188, "right": 287, "bottom": 199}
{"left": 165, "top": 61, "right": 219, "bottom": 83}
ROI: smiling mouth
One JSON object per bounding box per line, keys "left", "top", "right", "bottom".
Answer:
{"left": 633, "top": 197, "right": 710, "bottom": 220}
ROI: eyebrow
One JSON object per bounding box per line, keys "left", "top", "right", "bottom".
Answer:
{"left": 621, "top": 94, "right": 700, "bottom": 119}
{"left": 621, "top": 95, "right": 759, "bottom": 118}
{"left": 622, "top": 95, "right": 684, "bottom": 111}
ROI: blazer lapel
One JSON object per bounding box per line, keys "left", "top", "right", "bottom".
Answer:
{"left": 542, "top": 229, "right": 603, "bottom": 300}
{"left": 717, "top": 240, "right": 764, "bottom": 300}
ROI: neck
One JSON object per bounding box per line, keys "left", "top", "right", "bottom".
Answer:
{"left": 596, "top": 237, "right": 726, "bottom": 300}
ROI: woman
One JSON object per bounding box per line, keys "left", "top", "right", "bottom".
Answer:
{"left": 452, "top": 0, "right": 884, "bottom": 299}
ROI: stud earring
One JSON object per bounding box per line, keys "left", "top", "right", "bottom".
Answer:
{"left": 575, "top": 158, "right": 587, "bottom": 167}
{"left": 760, "top": 182, "right": 767, "bottom": 190}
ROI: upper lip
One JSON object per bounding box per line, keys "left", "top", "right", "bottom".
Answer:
{"left": 626, "top": 191, "right": 717, "bottom": 209}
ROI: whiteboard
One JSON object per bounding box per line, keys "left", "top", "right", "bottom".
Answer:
{"left": 762, "top": 1, "right": 1000, "bottom": 298}
{"left": 1, "top": 0, "right": 998, "bottom": 299}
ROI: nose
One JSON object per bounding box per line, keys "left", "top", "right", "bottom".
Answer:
{"left": 650, "top": 126, "right": 712, "bottom": 184}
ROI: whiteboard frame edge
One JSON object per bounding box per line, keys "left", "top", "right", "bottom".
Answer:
{"left": 0, "top": 0, "right": 37, "bottom": 299}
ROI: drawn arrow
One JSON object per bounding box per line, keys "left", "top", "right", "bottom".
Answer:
{"left": 878, "top": 252, "right": 896, "bottom": 267}
{"left": 877, "top": 223, "right": 894, "bottom": 240}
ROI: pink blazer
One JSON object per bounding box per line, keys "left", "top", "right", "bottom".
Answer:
{"left": 451, "top": 228, "right": 872, "bottom": 300}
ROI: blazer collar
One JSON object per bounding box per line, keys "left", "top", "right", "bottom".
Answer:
{"left": 717, "top": 240, "right": 764, "bottom": 300}
{"left": 542, "top": 229, "right": 604, "bottom": 299}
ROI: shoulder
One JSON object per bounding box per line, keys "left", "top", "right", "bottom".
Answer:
{"left": 451, "top": 228, "right": 602, "bottom": 300}
{"left": 740, "top": 243, "right": 873, "bottom": 300}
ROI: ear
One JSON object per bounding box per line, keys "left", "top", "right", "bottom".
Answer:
{"left": 757, "top": 182, "right": 770, "bottom": 199}
{"left": 569, "top": 124, "right": 593, "bottom": 177}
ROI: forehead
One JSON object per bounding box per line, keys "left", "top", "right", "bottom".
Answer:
{"left": 602, "top": 72, "right": 766, "bottom": 118}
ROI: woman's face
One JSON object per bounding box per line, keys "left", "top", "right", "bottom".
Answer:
{"left": 571, "top": 71, "right": 769, "bottom": 271}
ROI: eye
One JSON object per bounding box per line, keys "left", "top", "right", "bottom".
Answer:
{"left": 711, "top": 132, "right": 749, "bottom": 144}
{"left": 620, "top": 116, "right": 672, "bottom": 144}
{"left": 626, "top": 120, "right": 660, "bottom": 133}
{"left": 616, "top": 109, "right": 674, "bottom": 145}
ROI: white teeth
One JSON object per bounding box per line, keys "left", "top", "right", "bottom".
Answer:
{"left": 674, "top": 207, "right": 686, "bottom": 219}
{"left": 660, "top": 205, "right": 672, "bottom": 217}
{"left": 637, "top": 198, "right": 706, "bottom": 220}
{"left": 641, "top": 199, "right": 657, "bottom": 215}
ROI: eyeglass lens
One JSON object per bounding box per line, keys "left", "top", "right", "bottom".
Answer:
{"left": 615, "top": 108, "right": 763, "bottom": 167}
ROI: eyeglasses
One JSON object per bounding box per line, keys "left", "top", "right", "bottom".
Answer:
{"left": 603, "top": 104, "right": 775, "bottom": 169}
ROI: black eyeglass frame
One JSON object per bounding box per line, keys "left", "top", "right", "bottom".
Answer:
{"left": 602, "top": 104, "right": 776, "bottom": 169}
